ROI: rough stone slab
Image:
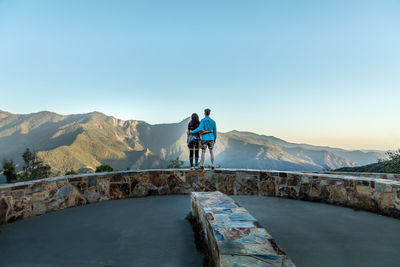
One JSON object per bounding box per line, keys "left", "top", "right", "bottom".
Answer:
{"left": 191, "top": 191, "right": 295, "bottom": 266}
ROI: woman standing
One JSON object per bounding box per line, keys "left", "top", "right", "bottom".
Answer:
{"left": 187, "top": 113, "right": 201, "bottom": 169}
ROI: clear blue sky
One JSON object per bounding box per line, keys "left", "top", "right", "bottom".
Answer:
{"left": 1, "top": 0, "right": 399, "bottom": 150}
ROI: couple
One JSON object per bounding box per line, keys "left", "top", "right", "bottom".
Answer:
{"left": 187, "top": 108, "right": 217, "bottom": 170}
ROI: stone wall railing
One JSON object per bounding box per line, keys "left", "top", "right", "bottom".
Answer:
{"left": 191, "top": 191, "right": 295, "bottom": 266}
{"left": 309, "top": 171, "right": 400, "bottom": 181}
{"left": 1, "top": 169, "right": 400, "bottom": 225}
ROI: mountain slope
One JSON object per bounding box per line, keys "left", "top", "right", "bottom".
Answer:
{"left": 0, "top": 110, "right": 385, "bottom": 173}
{"left": 227, "top": 130, "right": 384, "bottom": 166}
{"left": 335, "top": 162, "right": 387, "bottom": 173}
{"left": 0, "top": 111, "right": 169, "bottom": 173}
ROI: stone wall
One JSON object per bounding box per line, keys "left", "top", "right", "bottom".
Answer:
{"left": 310, "top": 171, "right": 400, "bottom": 181}
{"left": 1, "top": 169, "right": 400, "bottom": 225}
{"left": 191, "top": 191, "right": 295, "bottom": 266}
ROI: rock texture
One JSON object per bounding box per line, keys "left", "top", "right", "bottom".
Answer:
{"left": 315, "top": 171, "right": 400, "bottom": 181}
{"left": 1, "top": 169, "right": 400, "bottom": 225}
{"left": 191, "top": 191, "right": 295, "bottom": 266}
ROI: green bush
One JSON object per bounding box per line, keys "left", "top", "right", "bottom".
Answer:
{"left": 167, "top": 157, "right": 184, "bottom": 169}
{"left": 2, "top": 148, "right": 52, "bottom": 183}
{"left": 95, "top": 164, "right": 114, "bottom": 173}
{"left": 383, "top": 149, "right": 400, "bottom": 173}
{"left": 65, "top": 169, "right": 78, "bottom": 175}
{"left": 19, "top": 148, "right": 51, "bottom": 181}
{"left": 2, "top": 159, "right": 17, "bottom": 183}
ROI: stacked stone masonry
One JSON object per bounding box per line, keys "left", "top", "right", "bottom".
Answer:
{"left": 191, "top": 191, "right": 295, "bottom": 266}
{"left": 311, "top": 171, "right": 400, "bottom": 181}
{"left": 1, "top": 169, "right": 400, "bottom": 225}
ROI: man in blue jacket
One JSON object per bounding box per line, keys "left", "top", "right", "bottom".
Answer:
{"left": 190, "top": 108, "right": 217, "bottom": 169}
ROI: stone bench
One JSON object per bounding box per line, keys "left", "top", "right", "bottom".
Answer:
{"left": 191, "top": 191, "right": 295, "bottom": 266}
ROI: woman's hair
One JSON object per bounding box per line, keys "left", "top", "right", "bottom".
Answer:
{"left": 190, "top": 113, "right": 200, "bottom": 128}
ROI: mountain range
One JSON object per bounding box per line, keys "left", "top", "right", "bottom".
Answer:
{"left": 0, "top": 110, "right": 386, "bottom": 174}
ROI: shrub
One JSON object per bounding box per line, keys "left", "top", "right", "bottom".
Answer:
{"left": 384, "top": 149, "right": 400, "bottom": 173}
{"left": 19, "top": 148, "right": 51, "bottom": 181}
{"left": 167, "top": 157, "right": 184, "bottom": 169}
{"left": 65, "top": 169, "right": 78, "bottom": 175}
{"left": 2, "top": 159, "right": 17, "bottom": 183}
{"left": 95, "top": 164, "right": 114, "bottom": 173}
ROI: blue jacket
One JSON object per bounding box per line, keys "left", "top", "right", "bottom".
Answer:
{"left": 191, "top": 117, "right": 217, "bottom": 141}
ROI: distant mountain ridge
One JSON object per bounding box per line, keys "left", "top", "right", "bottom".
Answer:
{"left": 0, "top": 110, "right": 385, "bottom": 174}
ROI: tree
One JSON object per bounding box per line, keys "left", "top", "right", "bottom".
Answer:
{"left": 2, "top": 159, "right": 17, "bottom": 183}
{"left": 95, "top": 164, "right": 114, "bottom": 173}
{"left": 167, "top": 157, "right": 184, "bottom": 169}
{"left": 384, "top": 149, "right": 400, "bottom": 173}
{"left": 20, "top": 148, "right": 51, "bottom": 181}
{"left": 65, "top": 169, "right": 78, "bottom": 175}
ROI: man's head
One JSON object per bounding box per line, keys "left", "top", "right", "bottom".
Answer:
{"left": 204, "top": 108, "right": 211, "bottom": 116}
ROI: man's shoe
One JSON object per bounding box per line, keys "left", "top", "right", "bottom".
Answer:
{"left": 200, "top": 166, "right": 204, "bottom": 170}
{"left": 211, "top": 166, "right": 215, "bottom": 170}
{"left": 190, "top": 167, "right": 194, "bottom": 170}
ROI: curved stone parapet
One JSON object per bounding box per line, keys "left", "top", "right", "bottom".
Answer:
{"left": 309, "top": 171, "right": 400, "bottom": 181}
{"left": 1, "top": 169, "right": 399, "bottom": 225}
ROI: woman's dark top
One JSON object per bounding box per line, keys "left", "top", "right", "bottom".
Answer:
{"left": 188, "top": 120, "right": 200, "bottom": 132}
{"left": 188, "top": 120, "right": 200, "bottom": 148}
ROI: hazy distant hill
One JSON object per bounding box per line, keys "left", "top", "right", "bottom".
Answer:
{"left": 334, "top": 157, "right": 399, "bottom": 174}
{"left": 227, "top": 131, "right": 383, "bottom": 166}
{"left": 334, "top": 162, "right": 387, "bottom": 173}
{"left": 0, "top": 110, "right": 385, "bottom": 174}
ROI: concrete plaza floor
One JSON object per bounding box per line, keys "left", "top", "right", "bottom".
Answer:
{"left": 233, "top": 196, "right": 400, "bottom": 267}
{"left": 0, "top": 195, "right": 202, "bottom": 267}
{"left": 0, "top": 195, "right": 399, "bottom": 266}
